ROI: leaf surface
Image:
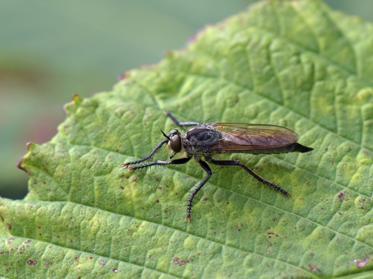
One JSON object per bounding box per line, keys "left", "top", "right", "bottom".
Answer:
{"left": 1, "top": 0, "right": 373, "bottom": 278}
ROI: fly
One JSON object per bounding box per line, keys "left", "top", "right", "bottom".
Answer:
{"left": 122, "top": 112, "right": 313, "bottom": 222}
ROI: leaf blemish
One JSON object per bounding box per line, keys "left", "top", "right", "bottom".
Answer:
{"left": 236, "top": 224, "right": 243, "bottom": 232}
{"left": 354, "top": 258, "right": 369, "bottom": 268}
{"left": 338, "top": 191, "right": 345, "bottom": 202}
{"left": 308, "top": 264, "right": 321, "bottom": 273}
{"left": 267, "top": 231, "right": 279, "bottom": 239}
{"left": 173, "top": 256, "right": 190, "bottom": 266}
{"left": 26, "top": 259, "right": 37, "bottom": 266}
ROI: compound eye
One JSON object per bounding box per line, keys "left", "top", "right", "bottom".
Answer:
{"left": 170, "top": 134, "right": 182, "bottom": 152}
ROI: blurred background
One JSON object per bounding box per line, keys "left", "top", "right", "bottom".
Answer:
{"left": 0, "top": 0, "right": 372, "bottom": 199}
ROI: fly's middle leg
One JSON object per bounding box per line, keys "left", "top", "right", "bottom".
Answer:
{"left": 187, "top": 160, "right": 212, "bottom": 222}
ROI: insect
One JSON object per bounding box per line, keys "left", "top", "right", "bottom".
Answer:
{"left": 122, "top": 112, "right": 313, "bottom": 222}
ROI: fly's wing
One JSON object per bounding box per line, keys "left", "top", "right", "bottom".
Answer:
{"left": 211, "top": 123, "right": 299, "bottom": 153}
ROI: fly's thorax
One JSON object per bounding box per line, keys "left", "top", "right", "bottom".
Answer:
{"left": 186, "top": 126, "right": 222, "bottom": 146}
{"left": 182, "top": 137, "right": 205, "bottom": 156}
{"left": 182, "top": 125, "right": 222, "bottom": 155}
{"left": 181, "top": 137, "right": 195, "bottom": 155}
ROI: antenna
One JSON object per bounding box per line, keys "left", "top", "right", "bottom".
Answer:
{"left": 161, "top": 130, "right": 170, "bottom": 140}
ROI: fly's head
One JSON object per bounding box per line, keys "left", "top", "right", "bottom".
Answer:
{"left": 161, "top": 129, "right": 183, "bottom": 159}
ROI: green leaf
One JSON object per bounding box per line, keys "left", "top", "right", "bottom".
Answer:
{"left": 1, "top": 0, "right": 373, "bottom": 277}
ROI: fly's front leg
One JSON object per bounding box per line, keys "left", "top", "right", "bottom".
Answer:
{"left": 122, "top": 139, "right": 168, "bottom": 168}
{"left": 166, "top": 112, "right": 200, "bottom": 127}
{"left": 207, "top": 157, "right": 290, "bottom": 197}
{"left": 126, "top": 157, "right": 191, "bottom": 171}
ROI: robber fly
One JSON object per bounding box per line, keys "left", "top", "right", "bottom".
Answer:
{"left": 122, "top": 112, "right": 313, "bottom": 222}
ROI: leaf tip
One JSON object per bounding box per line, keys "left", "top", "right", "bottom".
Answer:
{"left": 118, "top": 70, "right": 132, "bottom": 81}
{"left": 16, "top": 157, "right": 28, "bottom": 174}
{"left": 64, "top": 94, "right": 83, "bottom": 115}
{"left": 17, "top": 142, "right": 36, "bottom": 174}
{"left": 26, "top": 141, "right": 36, "bottom": 151}
{"left": 72, "top": 94, "right": 82, "bottom": 105}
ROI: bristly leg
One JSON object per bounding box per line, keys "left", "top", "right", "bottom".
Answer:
{"left": 206, "top": 157, "right": 290, "bottom": 197}
{"left": 187, "top": 160, "right": 212, "bottom": 222}
{"left": 166, "top": 112, "right": 200, "bottom": 127}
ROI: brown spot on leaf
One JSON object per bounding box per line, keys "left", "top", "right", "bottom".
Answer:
{"left": 338, "top": 192, "right": 345, "bottom": 202}
{"left": 27, "top": 259, "right": 38, "bottom": 266}
{"left": 267, "top": 231, "right": 279, "bottom": 239}
{"left": 173, "top": 256, "right": 190, "bottom": 266}
{"left": 357, "top": 198, "right": 368, "bottom": 210}
{"left": 236, "top": 224, "right": 243, "bottom": 232}
{"left": 308, "top": 264, "right": 321, "bottom": 273}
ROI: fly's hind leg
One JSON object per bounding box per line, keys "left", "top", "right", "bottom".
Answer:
{"left": 166, "top": 112, "right": 200, "bottom": 127}
{"left": 206, "top": 157, "right": 290, "bottom": 197}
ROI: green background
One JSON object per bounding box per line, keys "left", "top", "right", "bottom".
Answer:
{"left": 0, "top": 0, "right": 372, "bottom": 198}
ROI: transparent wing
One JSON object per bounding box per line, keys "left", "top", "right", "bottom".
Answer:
{"left": 211, "top": 123, "right": 298, "bottom": 153}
